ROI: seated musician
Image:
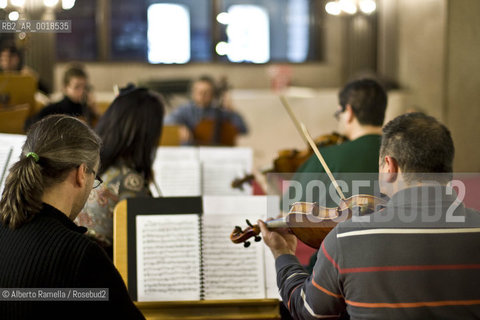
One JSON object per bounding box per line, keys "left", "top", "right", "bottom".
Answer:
{"left": 0, "top": 115, "right": 144, "bottom": 319}
{"left": 24, "top": 64, "right": 99, "bottom": 130}
{"left": 260, "top": 113, "right": 480, "bottom": 319}
{"left": 0, "top": 44, "right": 48, "bottom": 92}
{"left": 76, "top": 87, "right": 164, "bottom": 258}
{"left": 0, "top": 44, "right": 52, "bottom": 101}
{"left": 286, "top": 79, "right": 387, "bottom": 272}
{"left": 290, "top": 78, "right": 387, "bottom": 204}
{"left": 164, "top": 75, "right": 248, "bottom": 145}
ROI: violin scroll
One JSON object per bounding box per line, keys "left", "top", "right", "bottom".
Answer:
{"left": 231, "top": 174, "right": 255, "bottom": 191}
{"left": 230, "top": 219, "right": 261, "bottom": 248}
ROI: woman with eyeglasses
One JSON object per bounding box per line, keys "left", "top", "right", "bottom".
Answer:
{"left": 76, "top": 87, "right": 164, "bottom": 258}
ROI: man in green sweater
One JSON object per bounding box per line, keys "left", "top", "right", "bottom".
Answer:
{"left": 284, "top": 78, "right": 387, "bottom": 272}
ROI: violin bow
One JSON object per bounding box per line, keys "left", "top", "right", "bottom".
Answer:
{"left": 279, "top": 96, "right": 347, "bottom": 201}
{"left": 279, "top": 96, "right": 311, "bottom": 149}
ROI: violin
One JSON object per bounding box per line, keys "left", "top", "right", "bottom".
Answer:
{"left": 230, "top": 96, "right": 385, "bottom": 248}
{"left": 230, "top": 132, "right": 347, "bottom": 191}
{"left": 231, "top": 195, "right": 387, "bottom": 248}
{"left": 271, "top": 132, "right": 347, "bottom": 173}
{"left": 231, "top": 174, "right": 255, "bottom": 191}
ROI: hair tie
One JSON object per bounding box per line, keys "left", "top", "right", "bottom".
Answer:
{"left": 26, "top": 152, "right": 39, "bottom": 163}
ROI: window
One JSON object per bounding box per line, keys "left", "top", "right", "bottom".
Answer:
{"left": 287, "top": 0, "right": 310, "bottom": 62}
{"left": 146, "top": 0, "right": 212, "bottom": 63}
{"left": 56, "top": 0, "right": 324, "bottom": 63}
{"left": 147, "top": 3, "right": 191, "bottom": 64}
{"left": 110, "top": 0, "right": 148, "bottom": 61}
{"left": 56, "top": 0, "right": 97, "bottom": 61}
{"left": 215, "top": 0, "right": 324, "bottom": 63}
{"left": 217, "top": 5, "right": 270, "bottom": 63}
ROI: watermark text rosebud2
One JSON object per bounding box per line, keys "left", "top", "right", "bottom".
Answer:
{"left": 281, "top": 176, "right": 467, "bottom": 225}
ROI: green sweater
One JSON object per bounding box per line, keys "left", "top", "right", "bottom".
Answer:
{"left": 287, "top": 134, "right": 382, "bottom": 208}
{"left": 297, "top": 134, "right": 381, "bottom": 175}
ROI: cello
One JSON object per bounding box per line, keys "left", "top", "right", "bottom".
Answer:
{"left": 193, "top": 112, "right": 238, "bottom": 146}
{"left": 192, "top": 78, "right": 239, "bottom": 146}
{"left": 230, "top": 97, "right": 387, "bottom": 248}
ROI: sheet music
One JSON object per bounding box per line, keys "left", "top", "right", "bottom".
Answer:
{"left": 152, "top": 146, "right": 254, "bottom": 196}
{"left": 0, "top": 133, "right": 26, "bottom": 195}
{"left": 201, "top": 196, "right": 279, "bottom": 300}
{"left": 0, "top": 133, "right": 26, "bottom": 165}
{"left": 136, "top": 214, "right": 201, "bottom": 301}
{"left": 202, "top": 162, "right": 252, "bottom": 195}
{"left": 153, "top": 160, "right": 201, "bottom": 196}
{"left": 262, "top": 197, "right": 282, "bottom": 299}
{"left": 199, "top": 147, "right": 253, "bottom": 195}
{"left": 8, "top": 144, "right": 24, "bottom": 169}
{"left": 264, "top": 246, "right": 281, "bottom": 299}
{"left": 0, "top": 133, "right": 27, "bottom": 148}
{"left": 198, "top": 147, "right": 253, "bottom": 169}
{"left": 0, "top": 146, "right": 12, "bottom": 195}
{"left": 203, "top": 195, "right": 277, "bottom": 215}
{"left": 152, "top": 147, "right": 201, "bottom": 196}
{"left": 155, "top": 147, "right": 198, "bottom": 162}
{"left": 199, "top": 147, "right": 253, "bottom": 173}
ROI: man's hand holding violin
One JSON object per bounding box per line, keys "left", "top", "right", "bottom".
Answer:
{"left": 258, "top": 218, "right": 297, "bottom": 260}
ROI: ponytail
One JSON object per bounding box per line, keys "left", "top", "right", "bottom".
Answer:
{"left": 0, "top": 115, "right": 101, "bottom": 229}
{"left": 0, "top": 156, "right": 44, "bottom": 228}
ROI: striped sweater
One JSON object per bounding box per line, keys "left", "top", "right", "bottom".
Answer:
{"left": 276, "top": 186, "right": 480, "bottom": 319}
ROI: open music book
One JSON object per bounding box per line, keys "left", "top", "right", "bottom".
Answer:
{"left": 151, "top": 146, "right": 253, "bottom": 197}
{"left": 130, "top": 196, "right": 279, "bottom": 302}
{"left": 0, "top": 133, "right": 26, "bottom": 195}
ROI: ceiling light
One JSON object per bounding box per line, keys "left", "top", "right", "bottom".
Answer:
{"left": 325, "top": 1, "right": 341, "bottom": 16}
{"left": 9, "top": 11, "right": 20, "bottom": 21}
{"left": 215, "top": 42, "right": 229, "bottom": 56}
{"left": 44, "top": 0, "right": 59, "bottom": 7}
{"left": 216, "top": 12, "right": 230, "bottom": 25}
{"left": 359, "top": 0, "right": 376, "bottom": 14}
{"left": 339, "top": 0, "right": 357, "bottom": 15}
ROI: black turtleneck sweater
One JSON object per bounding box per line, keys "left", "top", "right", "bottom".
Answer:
{"left": 0, "top": 203, "right": 144, "bottom": 319}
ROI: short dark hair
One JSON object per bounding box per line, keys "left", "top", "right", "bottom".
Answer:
{"left": 1, "top": 45, "right": 20, "bottom": 55}
{"left": 95, "top": 88, "right": 164, "bottom": 182}
{"left": 191, "top": 75, "right": 216, "bottom": 93}
{"left": 380, "top": 113, "right": 454, "bottom": 181}
{"left": 1, "top": 44, "right": 24, "bottom": 71}
{"left": 196, "top": 75, "right": 215, "bottom": 87}
{"left": 63, "top": 65, "right": 87, "bottom": 87}
{"left": 338, "top": 78, "right": 387, "bottom": 126}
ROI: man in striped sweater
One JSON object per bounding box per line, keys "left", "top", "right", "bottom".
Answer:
{"left": 260, "top": 112, "right": 480, "bottom": 319}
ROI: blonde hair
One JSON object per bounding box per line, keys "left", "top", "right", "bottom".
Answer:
{"left": 0, "top": 115, "right": 101, "bottom": 228}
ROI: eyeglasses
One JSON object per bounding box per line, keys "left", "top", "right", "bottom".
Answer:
{"left": 92, "top": 171, "right": 103, "bottom": 189}
{"left": 88, "top": 168, "right": 103, "bottom": 189}
{"left": 334, "top": 107, "right": 345, "bottom": 121}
